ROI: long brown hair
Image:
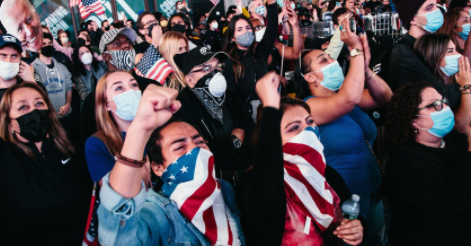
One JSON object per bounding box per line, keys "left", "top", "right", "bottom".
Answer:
{"left": 94, "top": 70, "right": 131, "bottom": 156}
{"left": 0, "top": 82, "right": 74, "bottom": 159}
{"left": 436, "top": 8, "right": 464, "bottom": 52}
{"left": 158, "top": 31, "right": 188, "bottom": 91}
{"left": 414, "top": 33, "right": 455, "bottom": 84}
{"left": 223, "top": 15, "right": 257, "bottom": 84}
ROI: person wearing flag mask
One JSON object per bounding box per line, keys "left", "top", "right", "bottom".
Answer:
{"left": 389, "top": 0, "right": 463, "bottom": 108}
{"left": 175, "top": 47, "right": 254, "bottom": 185}
{"left": 0, "top": 0, "right": 43, "bottom": 53}
{"left": 0, "top": 82, "right": 92, "bottom": 245}
{"left": 72, "top": 44, "right": 108, "bottom": 102}
{"left": 239, "top": 71, "right": 363, "bottom": 246}
{"left": 437, "top": 8, "right": 471, "bottom": 52}
{"left": 383, "top": 79, "right": 471, "bottom": 245}
{"left": 0, "top": 34, "right": 45, "bottom": 102}
{"left": 96, "top": 83, "right": 245, "bottom": 245}
{"left": 300, "top": 17, "right": 392, "bottom": 245}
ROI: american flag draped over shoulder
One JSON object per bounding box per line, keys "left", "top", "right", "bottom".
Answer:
{"left": 160, "top": 148, "right": 236, "bottom": 245}
{"left": 134, "top": 44, "right": 174, "bottom": 84}
{"left": 282, "top": 126, "right": 337, "bottom": 232}
{"left": 82, "top": 183, "right": 99, "bottom": 246}
{"left": 70, "top": 0, "right": 106, "bottom": 20}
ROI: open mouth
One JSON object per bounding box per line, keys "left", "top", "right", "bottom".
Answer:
{"left": 27, "top": 35, "right": 36, "bottom": 44}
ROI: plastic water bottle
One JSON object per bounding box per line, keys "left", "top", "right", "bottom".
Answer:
{"left": 341, "top": 194, "right": 360, "bottom": 220}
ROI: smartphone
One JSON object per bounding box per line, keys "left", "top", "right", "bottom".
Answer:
{"left": 21, "top": 57, "right": 31, "bottom": 65}
{"left": 349, "top": 16, "right": 356, "bottom": 34}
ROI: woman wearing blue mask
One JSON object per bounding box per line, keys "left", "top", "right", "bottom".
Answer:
{"left": 85, "top": 70, "right": 150, "bottom": 185}
{"left": 300, "top": 18, "right": 392, "bottom": 246}
{"left": 383, "top": 78, "right": 471, "bottom": 245}
{"left": 437, "top": 8, "right": 471, "bottom": 52}
{"left": 415, "top": 33, "right": 471, "bottom": 86}
{"left": 222, "top": 0, "right": 279, "bottom": 108}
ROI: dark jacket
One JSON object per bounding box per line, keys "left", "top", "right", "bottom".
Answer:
{"left": 388, "top": 34, "right": 461, "bottom": 108}
{"left": 385, "top": 131, "right": 471, "bottom": 246}
{"left": 175, "top": 87, "right": 254, "bottom": 184}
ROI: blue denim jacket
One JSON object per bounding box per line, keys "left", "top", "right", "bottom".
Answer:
{"left": 98, "top": 174, "right": 246, "bottom": 246}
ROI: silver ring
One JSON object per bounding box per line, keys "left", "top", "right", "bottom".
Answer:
{"left": 342, "top": 29, "right": 346, "bottom": 33}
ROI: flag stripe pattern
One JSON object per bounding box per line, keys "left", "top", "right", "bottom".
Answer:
{"left": 282, "top": 127, "right": 336, "bottom": 232}
{"left": 134, "top": 45, "right": 174, "bottom": 84}
{"left": 70, "top": 0, "right": 106, "bottom": 20}
{"left": 160, "top": 148, "right": 233, "bottom": 245}
{"left": 211, "top": 0, "right": 221, "bottom": 6}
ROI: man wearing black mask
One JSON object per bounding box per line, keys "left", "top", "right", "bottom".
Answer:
{"left": 135, "top": 11, "right": 161, "bottom": 64}
{"left": 101, "top": 20, "right": 110, "bottom": 32}
{"left": 176, "top": 47, "right": 254, "bottom": 185}
{"left": 32, "top": 33, "right": 73, "bottom": 127}
{"left": 168, "top": 12, "right": 204, "bottom": 49}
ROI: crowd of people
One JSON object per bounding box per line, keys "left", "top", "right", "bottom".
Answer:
{"left": 0, "top": 0, "right": 470, "bottom": 245}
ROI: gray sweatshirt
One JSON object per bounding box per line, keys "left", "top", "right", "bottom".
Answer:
{"left": 32, "top": 58, "right": 73, "bottom": 117}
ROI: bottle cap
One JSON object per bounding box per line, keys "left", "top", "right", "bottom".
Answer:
{"left": 352, "top": 194, "right": 360, "bottom": 202}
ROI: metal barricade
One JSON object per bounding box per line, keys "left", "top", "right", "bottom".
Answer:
{"left": 312, "top": 21, "right": 334, "bottom": 38}
{"left": 364, "top": 11, "right": 405, "bottom": 44}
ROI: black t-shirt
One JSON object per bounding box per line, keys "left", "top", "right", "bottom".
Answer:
{"left": 364, "top": 1, "right": 383, "bottom": 11}
{"left": 0, "top": 138, "right": 92, "bottom": 245}
{"left": 134, "top": 42, "right": 151, "bottom": 55}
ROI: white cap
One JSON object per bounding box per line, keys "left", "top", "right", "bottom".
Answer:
{"left": 352, "top": 194, "right": 360, "bottom": 202}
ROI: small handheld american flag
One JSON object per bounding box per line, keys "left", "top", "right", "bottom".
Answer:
{"left": 70, "top": 0, "right": 106, "bottom": 20}
{"left": 161, "top": 148, "right": 235, "bottom": 245}
{"left": 210, "top": 0, "right": 221, "bottom": 7}
{"left": 134, "top": 45, "right": 174, "bottom": 84}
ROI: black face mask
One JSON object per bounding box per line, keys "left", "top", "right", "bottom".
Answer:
{"left": 301, "top": 19, "right": 312, "bottom": 27}
{"left": 14, "top": 109, "right": 51, "bottom": 142}
{"left": 172, "top": 24, "right": 186, "bottom": 34}
{"left": 105, "top": 26, "right": 110, "bottom": 31}
{"left": 41, "top": 45, "right": 54, "bottom": 57}
{"left": 173, "top": 52, "right": 188, "bottom": 71}
{"left": 147, "top": 23, "right": 158, "bottom": 38}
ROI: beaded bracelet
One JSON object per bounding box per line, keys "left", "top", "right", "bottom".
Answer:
{"left": 115, "top": 153, "right": 147, "bottom": 168}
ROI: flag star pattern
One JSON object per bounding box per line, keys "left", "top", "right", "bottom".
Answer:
{"left": 134, "top": 44, "right": 174, "bottom": 84}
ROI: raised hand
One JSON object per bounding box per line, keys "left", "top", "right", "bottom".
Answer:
{"left": 132, "top": 84, "right": 181, "bottom": 133}
{"left": 455, "top": 56, "right": 471, "bottom": 87}
{"left": 339, "top": 16, "right": 362, "bottom": 51}
{"left": 256, "top": 71, "right": 281, "bottom": 109}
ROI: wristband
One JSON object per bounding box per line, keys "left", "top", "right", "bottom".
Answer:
{"left": 115, "top": 153, "right": 147, "bottom": 168}
{"left": 459, "top": 84, "right": 471, "bottom": 91}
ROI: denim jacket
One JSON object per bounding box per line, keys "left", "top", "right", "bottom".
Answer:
{"left": 98, "top": 173, "right": 246, "bottom": 246}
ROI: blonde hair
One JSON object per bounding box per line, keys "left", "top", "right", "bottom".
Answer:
{"left": 158, "top": 31, "right": 188, "bottom": 91}
{"left": 0, "top": 82, "right": 74, "bottom": 159}
{"left": 94, "top": 70, "right": 129, "bottom": 156}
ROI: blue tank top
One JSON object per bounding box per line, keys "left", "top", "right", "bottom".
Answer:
{"left": 305, "top": 96, "right": 381, "bottom": 197}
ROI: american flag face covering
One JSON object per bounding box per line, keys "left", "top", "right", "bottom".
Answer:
{"left": 282, "top": 126, "right": 336, "bottom": 232}
{"left": 160, "top": 148, "right": 234, "bottom": 245}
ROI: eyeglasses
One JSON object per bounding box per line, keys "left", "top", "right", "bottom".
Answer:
{"left": 189, "top": 63, "right": 225, "bottom": 74}
{"left": 418, "top": 98, "right": 449, "bottom": 111}
{"left": 144, "top": 20, "right": 159, "bottom": 27}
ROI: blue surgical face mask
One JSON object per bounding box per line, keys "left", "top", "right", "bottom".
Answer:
{"left": 255, "top": 5, "right": 266, "bottom": 16}
{"left": 440, "top": 54, "right": 461, "bottom": 76}
{"left": 417, "top": 106, "right": 455, "bottom": 138}
{"left": 457, "top": 23, "right": 470, "bottom": 40}
{"left": 417, "top": 9, "right": 444, "bottom": 33}
{"left": 310, "top": 61, "right": 345, "bottom": 91}
{"left": 108, "top": 89, "right": 142, "bottom": 121}
{"left": 235, "top": 32, "right": 255, "bottom": 47}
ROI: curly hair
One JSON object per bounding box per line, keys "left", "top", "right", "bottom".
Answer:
{"left": 383, "top": 82, "right": 432, "bottom": 153}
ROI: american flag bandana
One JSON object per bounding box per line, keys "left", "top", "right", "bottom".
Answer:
{"left": 70, "top": 0, "right": 106, "bottom": 20}
{"left": 160, "top": 148, "right": 235, "bottom": 245}
{"left": 283, "top": 126, "right": 336, "bottom": 232}
{"left": 134, "top": 44, "right": 174, "bottom": 84}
